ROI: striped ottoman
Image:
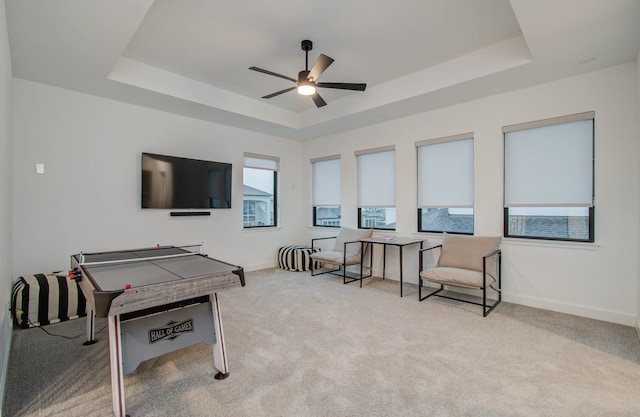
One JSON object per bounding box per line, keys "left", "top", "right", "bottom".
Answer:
{"left": 278, "top": 246, "right": 321, "bottom": 272}
{"left": 11, "top": 272, "right": 86, "bottom": 328}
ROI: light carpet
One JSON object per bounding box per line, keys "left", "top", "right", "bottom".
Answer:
{"left": 3, "top": 268, "right": 640, "bottom": 417}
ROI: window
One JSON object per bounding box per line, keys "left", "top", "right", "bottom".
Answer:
{"left": 503, "top": 112, "right": 594, "bottom": 242}
{"left": 311, "top": 155, "right": 341, "bottom": 227}
{"left": 416, "top": 133, "right": 474, "bottom": 234}
{"left": 243, "top": 153, "right": 278, "bottom": 228}
{"left": 356, "top": 146, "right": 396, "bottom": 230}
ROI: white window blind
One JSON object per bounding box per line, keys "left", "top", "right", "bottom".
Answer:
{"left": 356, "top": 147, "right": 395, "bottom": 207}
{"left": 504, "top": 115, "right": 593, "bottom": 207}
{"left": 416, "top": 134, "right": 473, "bottom": 208}
{"left": 244, "top": 154, "right": 279, "bottom": 170}
{"left": 312, "top": 156, "right": 341, "bottom": 206}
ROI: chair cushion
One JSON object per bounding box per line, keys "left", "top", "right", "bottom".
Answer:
{"left": 310, "top": 251, "right": 361, "bottom": 266}
{"left": 421, "top": 267, "right": 495, "bottom": 289}
{"left": 333, "top": 227, "right": 373, "bottom": 257}
{"left": 437, "top": 233, "right": 501, "bottom": 273}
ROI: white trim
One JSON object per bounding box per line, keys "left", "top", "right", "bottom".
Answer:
{"left": 243, "top": 153, "right": 279, "bottom": 170}
{"left": 310, "top": 154, "right": 340, "bottom": 163}
{"left": 502, "top": 111, "right": 595, "bottom": 133}
{"left": 354, "top": 144, "right": 395, "bottom": 156}
{"left": 504, "top": 292, "right": 635, "bottom": 326}
{"left": 501, "top": 237, "right": 600, "bottom": 251}
{"left": 415, "top": 132, "right": 473, "bottom": 147}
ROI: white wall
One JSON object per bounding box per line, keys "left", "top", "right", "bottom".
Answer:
{"left": 0, "top": 0, "right": 13, "bottom": 409}
{"left": 302, "top": 62, "right": 640, "bottom": 326}
{"left": 11, "top": 79, "right": 304, "bottom": 275}
{"left": 637, "top": 50, "right": 640, "bottom": 338}
{"left": 7, "top": 46, "right": 640, "bottom": 332}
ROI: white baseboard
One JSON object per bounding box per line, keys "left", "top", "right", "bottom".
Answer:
{"left": 504, "top": 292, "right": 636, "bottom": 326}
{"left": 243, "top": 261, "right": 278, "bottom": 272}
{"left": 239, "top": 266, "right": 640, "bottom": 329}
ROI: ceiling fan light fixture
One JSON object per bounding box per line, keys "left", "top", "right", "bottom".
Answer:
{"left": 249, "top": 40, "right": 366, "bottom": 107}
{"left": 297, "top": 82, "right": 316, "bottom": 96}
{"left": 297, "top": 70, "right": 315, "bottom": 95}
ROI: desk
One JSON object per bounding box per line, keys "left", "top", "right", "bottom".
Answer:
{"left": 70, "top": 245, "right": 245, "bottom": 417}
{"left": 360, "top": 237, "right": 424, "bottom": 297}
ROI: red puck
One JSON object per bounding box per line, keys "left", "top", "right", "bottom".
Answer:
{"left": 125, "top": 283, "right": 131, "bottom": 289}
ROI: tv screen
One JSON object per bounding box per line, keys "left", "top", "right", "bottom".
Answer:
{"left": 141, "top": 152, "right": 232, "bottom": 209}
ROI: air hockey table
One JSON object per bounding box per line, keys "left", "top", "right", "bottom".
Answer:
{"left": 69, "top": 244, "right": 245, "bottom": 417}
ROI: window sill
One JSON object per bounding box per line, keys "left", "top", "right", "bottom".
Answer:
{"left": 501, "top": 237, "right": 600, "bottom": 250}
{"left": 242, "top": 226, "right": 281, "bottom": 232}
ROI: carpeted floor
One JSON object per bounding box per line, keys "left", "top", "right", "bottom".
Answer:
{"left": 3, "top": 268, "right": 640, "bottom": 417}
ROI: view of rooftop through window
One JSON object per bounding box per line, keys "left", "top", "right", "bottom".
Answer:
{"left": 314, "top": 206, "right": 341, "bottom": 227}
{"left": 506, "top": 207, "right": 590, "bottom": 240}
{"left": 243, "top": 167, "right": 276, "bottom": 227}
{"left": 419, "top": 208, "right": 473, "bottom": 234}
{"left": 359, "top": 207, "right": 396, "bottom": 230}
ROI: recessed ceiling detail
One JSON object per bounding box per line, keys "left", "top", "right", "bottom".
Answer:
{"left": 6, "top": 0, "right": 640, "bottom": 140}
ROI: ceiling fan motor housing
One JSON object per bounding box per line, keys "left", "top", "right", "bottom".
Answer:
{"left": 298, "top": 70, "right": 311, "bottom": 83}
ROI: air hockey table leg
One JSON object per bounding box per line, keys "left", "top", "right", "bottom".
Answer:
{"left": 210, "top": 293, "right": 229, "bottom": 379}
{"left": 108, "top": 314, "right": 127, "bottom": 417}
{"left": 83, "top": 302, "right": 97, "bottom": 346}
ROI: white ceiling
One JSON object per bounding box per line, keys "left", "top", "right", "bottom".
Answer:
{"left": 5, "top": 0, "right": 640, "bottom": 140}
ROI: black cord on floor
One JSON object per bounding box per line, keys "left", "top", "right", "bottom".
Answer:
{"left": 27, "top": 317, "right": 107, "bottom": 340}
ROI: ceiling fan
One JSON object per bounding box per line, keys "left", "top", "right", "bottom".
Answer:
{"left": 249, "top": 40, "right": 367, "bottom": 108}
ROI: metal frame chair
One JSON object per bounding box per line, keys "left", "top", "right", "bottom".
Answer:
{"left": 418, "top": 234, "right": 502, "bottom": 317}
{"left": 310, "top": 229, "right": 373, "bottom": 287}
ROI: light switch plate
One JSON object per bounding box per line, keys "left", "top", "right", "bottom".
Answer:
{"left": 35, "top": 163, "right": 45, "bottom": 174}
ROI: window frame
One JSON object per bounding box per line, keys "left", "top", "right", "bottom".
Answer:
{"left": 355, "top": 146, "right": 396, "bottom": 231}
{"left": 313, "top": 206, "right": 342, "bottom": 228}
{"left": 311, "top": 155, "right": 341, "bottom": 228}
{"left": 416, "top": 133, "right": 474, "bottom": 235}
{"left": 357, "top": 207, "right": 397, "bottom": 230}
{"left": 502, "top": 112, "right": 595, "bottom": 243}
{"left": 242, "top": 153, "right": 279, "bottom": 229}
{"left": 503, "top": 207, "right": 595, "bottom": 243}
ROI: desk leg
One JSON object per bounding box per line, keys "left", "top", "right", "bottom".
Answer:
{"left": 399, "top": 246, "right": 404, "bottom": 297}
{"left": 210, "top": 293, "right": 229, "bottom": 379}
{"left": 108, "top": 315, "right": 126, "bottom": 417}
{"left": 382, "top": 244, "right": 386, "bottom": 280}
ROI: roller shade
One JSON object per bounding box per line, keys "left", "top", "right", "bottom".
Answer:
{"left": 356, "top": 147, "right": 395, "bottom": 207}
{"left": 504, "top": 117, "right": 594, "bottom": 207}
{"left": 312, "top": 156, "right": 341, "bottom": 206}
{"left": 417, "top": 135, "right": 473, "bottom": 208}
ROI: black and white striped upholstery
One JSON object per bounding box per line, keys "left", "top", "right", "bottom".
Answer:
{"left": 11, "top": 273, "right": 86, "bottom": 328}
{"left": 278, "top": 246, "right": 321, "bottom": 272}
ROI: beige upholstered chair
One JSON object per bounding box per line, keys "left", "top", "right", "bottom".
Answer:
{"left": 310, "top": 227, "right": 373, "bottom": 286}
{"left": 419, "top": 233, "right": 502, "bottom": 316}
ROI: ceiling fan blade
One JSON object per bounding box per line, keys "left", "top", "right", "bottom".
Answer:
{"left": 317, "top": 82, "right": 367, "bottom": 91}
{"left": 262, "top": 86, "right": 296, "bottom": 99}
{"left": 311, "top": 92, "right": 327, "bottom": 108}
{"left": 308, "top": 54, "right": 334, "bottom": 82}
{"left": 249, "top": 66, "right": 297, "bottom": 83}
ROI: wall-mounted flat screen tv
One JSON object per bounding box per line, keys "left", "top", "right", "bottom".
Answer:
{"left": 141, "top": 152, "right": 232, "bottom": 209}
